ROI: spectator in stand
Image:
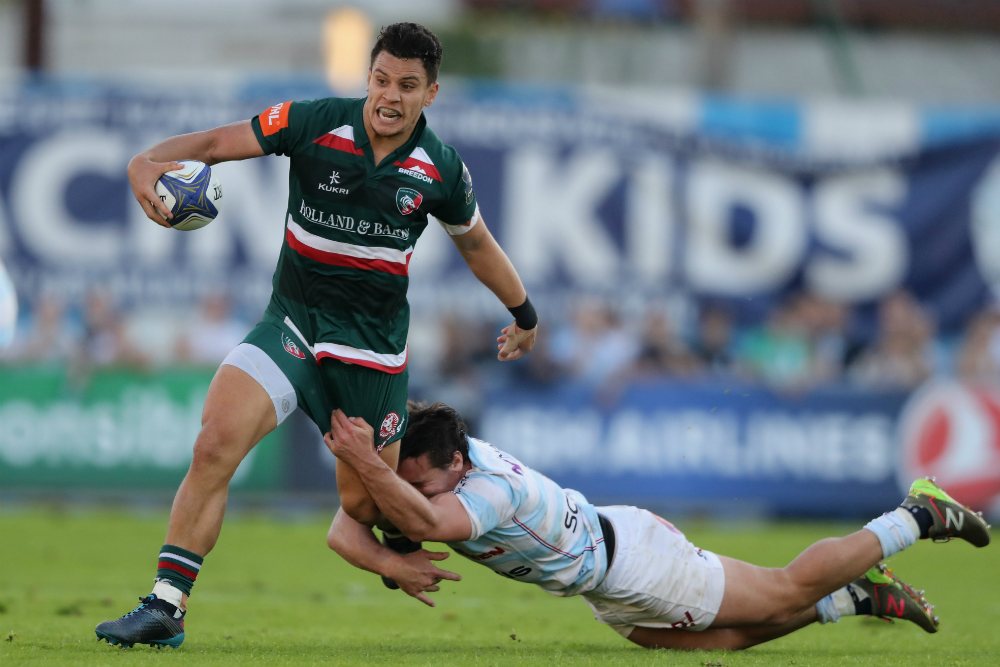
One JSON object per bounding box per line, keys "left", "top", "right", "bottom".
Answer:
{"left": 550, "top": 300, "right": 639, "bottom": 385}
{"left": 516, "top": 327, "right": 568, "bottom": 385}
{"left": 629, "top": 310, "right": 701, "bottom": 378}
{"left": 175, "top": 294, "right": 250, "bottom": 366}
{"left": 797, "top": 293, "right": 850, "bottom": 384}
{"left": 736, "top": 297, "right": 813, "bottom": 389}
{"left": 0, "top": 295, "right": 79, "bottom": 365}
{"left": 79, "top": 292, "right": 149, "bottom": 369}
{"left": 693, "top": 305, "right": 735, "bottom": 375}
{"left": 956, "top": 307, "right": 1000, "bottom": 381}
{"left": 426, "top": 314, "right": 497, "bottom": 432}
{"left": 849, "top": 291, "right": 935, "bottom": 391}
{"left": 438, "top": 314, "right": 478, "bottom": 382}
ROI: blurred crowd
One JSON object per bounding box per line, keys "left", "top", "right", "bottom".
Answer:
{"left": 1, "top": 292, "right": 249, "bottom": 374}
{"left": 411, "top": 290, "right": 1000, "bottom": 400}
{"left": 5, "top": 289, "right": 1000, "bottom": 397}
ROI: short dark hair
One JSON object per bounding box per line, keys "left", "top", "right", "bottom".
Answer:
{"left": 370, "top": 23, "right": 443, "bottom": 84}
{"left": 399, "top": 401, "right": 469, "bottom": 469}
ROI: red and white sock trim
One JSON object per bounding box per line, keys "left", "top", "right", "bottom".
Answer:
{"left": 157, "top": 552, "right": 201, "bottom": 580}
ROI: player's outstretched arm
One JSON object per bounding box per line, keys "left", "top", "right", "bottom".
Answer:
{"left": 326, "top": 508, "right": 461, "bottom": 607}
{"left": 449, "top": 215, "right": 538, "bottom": 361}
{"left": 128, "top": 120, "right": 263, "bottom": 226}
{"left": 325, "top": 410, "right": 473, "bottom": 543}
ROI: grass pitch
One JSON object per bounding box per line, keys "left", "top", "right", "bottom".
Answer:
{"left": 1, "top": 508, "right": 996, "bottom": 666}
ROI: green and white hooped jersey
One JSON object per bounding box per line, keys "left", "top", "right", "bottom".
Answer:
{"left": 251, "top": 97, "right": 479, "bottom": 373}
{"left": 448, "top": 438, "right": 609, "bottom": 597}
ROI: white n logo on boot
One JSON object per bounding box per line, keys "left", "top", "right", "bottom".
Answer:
{"left": 945, "top": 507, "right": 964, "bottom": 532}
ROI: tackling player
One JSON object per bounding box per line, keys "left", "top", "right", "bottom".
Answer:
{"left": 96, "top": 23, "right": 537, "bottom": 649}
{"left": 325, "top": 402, "right": 991, "bottom": 650}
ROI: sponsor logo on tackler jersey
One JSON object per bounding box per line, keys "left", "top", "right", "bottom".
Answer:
{"left": 395, "top": 147, "right": 442, "bottom": 184}
{"left": 454, "top": 546, "right": 506, "bottom": 561}
{"left": 396, "top": 188, "right": 423, "bottom": 215}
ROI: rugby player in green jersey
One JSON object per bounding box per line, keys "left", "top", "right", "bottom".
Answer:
{"left": 96, "top": 23, "right": 538, "bottom": 649}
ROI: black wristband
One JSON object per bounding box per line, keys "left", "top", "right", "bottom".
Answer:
{"left": 507, "top": 295, "right": 538, "bottom": 330}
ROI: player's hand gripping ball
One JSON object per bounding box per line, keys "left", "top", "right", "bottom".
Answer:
{"left": 154, "top": 160, "right": 222, "bottom": 230}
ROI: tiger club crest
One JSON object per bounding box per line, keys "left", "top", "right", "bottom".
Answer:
{"left": 380, "top": 412, "right": 401, "bottom": 439}
{"left": 395, "top": 188, "right": 423, "bottom": 215}
{"left": 282, "top": 334, "right": 306, "bottom": 359}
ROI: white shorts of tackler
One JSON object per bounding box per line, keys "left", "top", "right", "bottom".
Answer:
{"left": 582, "top": 505, "right": 726, "bottom": 638}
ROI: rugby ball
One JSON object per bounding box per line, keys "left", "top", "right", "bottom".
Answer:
{"left": 154, "top": 160, "right": 222, "bottom": 231}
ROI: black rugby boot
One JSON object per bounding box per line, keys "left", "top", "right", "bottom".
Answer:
{"left": 95, "top": 595, "right": 185, "bottom": 649}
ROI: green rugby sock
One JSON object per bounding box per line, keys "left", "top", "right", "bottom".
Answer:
{"left": 155, "top": 544, "right": 204, "bottom": 596}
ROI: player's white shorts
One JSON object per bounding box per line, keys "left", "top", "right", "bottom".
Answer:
{"left": 221, "top": 343, "right": 297, "bottom": 426}
{"left": 581, "top": 505, "right": 726, "bottom": 638}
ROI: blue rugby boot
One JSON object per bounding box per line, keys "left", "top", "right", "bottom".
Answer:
{"left": 95, "top": 595, "right": 185, "bottom": 649}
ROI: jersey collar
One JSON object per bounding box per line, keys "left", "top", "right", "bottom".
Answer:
{"left": 465, "top": 437, "right": 487, "bottom": 471}
{"left": 351, "top": 98, "right": 370, "bottom": 149}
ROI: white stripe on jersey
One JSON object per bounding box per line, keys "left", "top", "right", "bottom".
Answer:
{"left": 430, "top": 204, "right": 480, "bottom": 236}
{"left": 329, "top": 125, "right": 356, "bottom": 141}
{"left": 287, "top": 218, "right": 413, "bottom": 266}
{"left": 409, "top": 146, "right": 435, "bottom": 165}
{"left": 449, "top": 438, "right": 607, "bottom": 597}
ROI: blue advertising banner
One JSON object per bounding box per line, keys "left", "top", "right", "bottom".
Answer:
{"left": 479, "top": 376, "right": 1000, "bottom": 517}
{"left": 480, "top": 382, "right": 910, "bottom": 517}
{"left": 236, "top": 378, "right": 914, "bottom": 517}
{"left": 425, "top": 98, "right": 1000, "bottom": 332}
{"left": 0, "top": 81, "right": 999, "bottom": 332}
{"left": 482, "top": 384, "right": 908, "bottom": 517}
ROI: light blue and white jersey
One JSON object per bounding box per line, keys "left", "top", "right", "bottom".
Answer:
{"left": 448, "top": 438, "right": 608, "bottom": 597}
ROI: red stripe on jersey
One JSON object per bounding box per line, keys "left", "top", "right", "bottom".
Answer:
{"left": 285, "top": 228, "right": 410, "bottom": 276}
{"left": 158, "top": 561, "right": 198, "bottom": 579}
{"left": 313, "top": 133, "right": 364, "bottom": 155}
